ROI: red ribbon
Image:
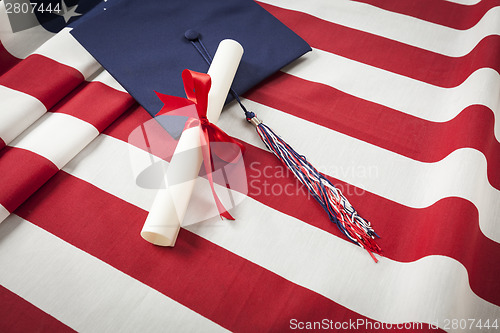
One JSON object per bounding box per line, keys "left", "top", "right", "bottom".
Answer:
{"left": 155, "top": 69, "right": 244, "bottom": 220}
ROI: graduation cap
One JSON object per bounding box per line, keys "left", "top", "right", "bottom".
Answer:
{"left": 70, "top": 0, "right": 311, "bottom": 117}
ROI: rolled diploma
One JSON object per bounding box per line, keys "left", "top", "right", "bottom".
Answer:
{"left": 140, "top": 39, "right": 244, "bottom": 246}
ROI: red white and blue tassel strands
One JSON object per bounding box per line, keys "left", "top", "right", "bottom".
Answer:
{"left": 246, "top": 111, "right": 382, "bottom": 262}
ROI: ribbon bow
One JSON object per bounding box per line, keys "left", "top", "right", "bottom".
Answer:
{"left": 155, "top": 69, "right": 244, "bottom": 220}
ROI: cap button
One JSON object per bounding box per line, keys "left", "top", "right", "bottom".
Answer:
{"left": 184, "top": 29, "right": 200, "bottom": 41}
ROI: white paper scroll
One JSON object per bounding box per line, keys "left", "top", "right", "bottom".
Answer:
{"left": 140, "top": 39, "right": 244, "bottom": 246}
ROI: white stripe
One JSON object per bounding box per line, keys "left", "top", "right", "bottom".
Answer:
{"left": 219, "top": 99, "right": 500, "bottom": 243}
{"left": 33, "top": 28, "right": 101, "bottom": 79}
{"left": 0, "top": 215, "right": 228, "bottom": 333}
{"left": 91, "top": 70, "right": 127, "bottom": 92}
{"left": 0, "top": 85, "right": 46, "bottom": 146}
{"left": 0, "top": 204, "right": 9, "bottom": 222}
{"left": 283, "top": 49, "right": 500, "bottom": 140}
{"left": 260, "top": 0, "right": 500, "bottom": 57}
{"left": 0, "top": 1, "right": 55, "bottom": 58}
{"left": 8, "top": 112, "right": 98, "bottom": 169}
{"left": 443, "top": 0, "right": 481, "bottom": 5}
{"left": 62, "top": 131, "right": 500, "bottom": 331}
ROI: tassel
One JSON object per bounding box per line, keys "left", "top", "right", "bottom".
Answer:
{"left": 246, "top": 112, "right": 382, "bottom": 262}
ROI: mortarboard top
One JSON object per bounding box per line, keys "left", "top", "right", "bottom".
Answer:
{"left": 70, "top": 0, "right": 311, "bottom": 117}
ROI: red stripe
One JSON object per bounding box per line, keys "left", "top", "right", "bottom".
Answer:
{"left": 0, "top": 54, "right": 83, "bottom": 109}
{"left": 0, "top": 147, "right": 58, "bottom": 213}
{"left": 106, "top": 106, "right": 500, "bottom": 307}
{"left": 260, "top": 3, "right": 500, "bottom": 88}
{"left": 15, "top": 171, "right": 438, "bottom": 333}
{"left": 0, "top": 285, "right": 75, "bottom": 333}
{"left": 0, "top": 42, "right": 21, "bottom": 76}
{"left": 0, "top": 137, "right": 5, "bottom": 150}
{"left": 50, "top": 81, "right": 135, "bottom": 132}
{"left": 104, "top": 104, "right": 151, "bottom": 139}
{"left": 245, "top": 72, "right": 500, "bottom": 191}
{"left": 350, "top": 0, "right": 500, "bottom": 30}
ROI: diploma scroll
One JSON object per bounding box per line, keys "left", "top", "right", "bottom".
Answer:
{"left": 140, "top": 39, "right": 244, "bottom": 246}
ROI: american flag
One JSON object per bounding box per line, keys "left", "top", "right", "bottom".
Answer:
{"left": 1, "top": 0, "right": 499, "bottom": 332}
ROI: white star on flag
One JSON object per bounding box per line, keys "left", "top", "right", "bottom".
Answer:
{"left": 55, "top": 0, "right": 82, "bottom": 23}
